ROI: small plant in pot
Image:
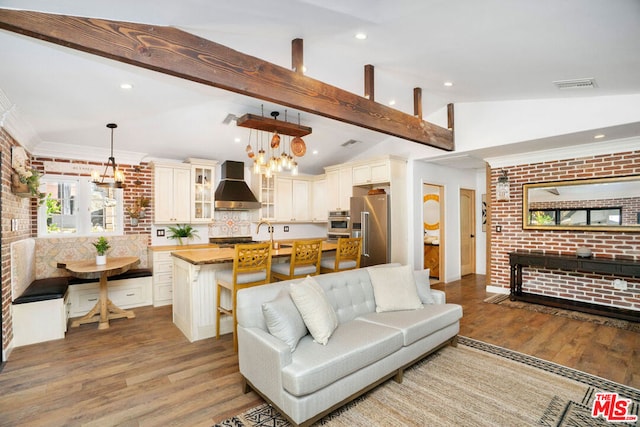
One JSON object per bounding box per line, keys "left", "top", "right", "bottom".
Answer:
{"left": 92, "top": 236, "right": 111, "bottom": 265}
{"left": 167, "top": 224, "right": 199, "bottom": 245}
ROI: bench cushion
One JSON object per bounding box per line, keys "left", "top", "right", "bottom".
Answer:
{"left": 13, "top": 277, "right": 70, "bottom": 304}
{"left": 68, "top": 268, "right": 152, "bottom": 285}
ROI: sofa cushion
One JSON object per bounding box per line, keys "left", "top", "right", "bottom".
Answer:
{"left": 368, "top": 264, "right": 423, "bottom": 312}
{"left": 357, "top": 303, "right": 463, "bottom": 346}
{"left": 262, "top": 289, "right": 308, "bottom": 352}
{"left": 290, "top": 276, "right": 338, "bottom": 345}
{"left": 281, "top": 319, "right": 403, "bottom": 396}
{"left": 413, "top": 269, "right": 435, "bottom": 304}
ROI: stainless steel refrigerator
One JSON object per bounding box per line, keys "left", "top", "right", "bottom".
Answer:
{"left": 350, "top": 194, "right": 390, "bottom": 267}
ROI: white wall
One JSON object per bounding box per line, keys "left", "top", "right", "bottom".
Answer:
{"left": 412, "top": 160, "right": 485, "bottom": 283}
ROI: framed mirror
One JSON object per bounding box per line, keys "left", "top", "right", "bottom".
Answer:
{"left": 523, "top": 175, "right": 640, "bottom": 231}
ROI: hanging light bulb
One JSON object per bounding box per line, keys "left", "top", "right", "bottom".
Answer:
{"left": 253, "top": 160, "right": 260, "bottom": 174}
{"left": 292, "top": 161, "right": 299, "bottom": 176}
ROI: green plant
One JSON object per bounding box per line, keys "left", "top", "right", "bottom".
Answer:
{"left": 167, "top": 224, "right": 199, "bottom": 245}
{"left": 45, "top": 194, "right": 61, "bottom": 232}
{"left": 15, "top": 167, "right": 46, "bottom": 205}
{"left": 92, "top": 236, "right": 111, "bottom": 255}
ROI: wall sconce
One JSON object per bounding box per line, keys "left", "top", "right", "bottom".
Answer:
{"left": 496, "top": 170, "right": 510, "bottom": 201}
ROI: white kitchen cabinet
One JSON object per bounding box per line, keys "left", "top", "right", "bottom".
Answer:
{"left": 352, "top": 160, "right": 390, "bottom": 185}
{"left": 311, "top": 176, "right": 328, "bottom": 221}
{"left": 251, "top": 174, "right": 275, "bottom": 221}
{"left": 190, "top": 163, "right": 216, "bottom": 223}
{"left": 152, "top": 163, "right": 191, "bottom": 223}
{"left": 325, "top": 165, "right": 353, "bottom": 211}
{"left": 275, "top": 177, "right": 311, "bottom": 221}
{"left": 149, "top": 249, "right": 174, "bottom": 306}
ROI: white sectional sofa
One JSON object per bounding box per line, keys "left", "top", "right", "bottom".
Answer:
{"left": 236, "top": 264, "right": 463, "bottom": 426}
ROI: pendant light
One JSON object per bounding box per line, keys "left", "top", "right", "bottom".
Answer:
{"left": 92, "top": 123, "right": 125, "bottom": 188}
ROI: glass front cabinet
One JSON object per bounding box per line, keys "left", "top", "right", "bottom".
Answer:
{"left": 190, "top": 163, "right": 216, "bottom": 222}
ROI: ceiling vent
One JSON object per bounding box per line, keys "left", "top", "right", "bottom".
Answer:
{"left": 553, "top": 78, "right": 597, "bottom": 90}
{"left": 341, "top": 139, "right": 361, "bottom": 147}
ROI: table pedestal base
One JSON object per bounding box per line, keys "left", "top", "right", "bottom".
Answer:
{"left": 71, "top": 298, "right": 135, "bottom": 329}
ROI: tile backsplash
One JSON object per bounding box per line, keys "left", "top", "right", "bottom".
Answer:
{"left": 209, "top": 211, "right": 252, "bottom": 237}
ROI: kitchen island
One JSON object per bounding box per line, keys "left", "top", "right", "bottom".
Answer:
{"left": 171, "top": 240, "right": 338, "bottom": 342}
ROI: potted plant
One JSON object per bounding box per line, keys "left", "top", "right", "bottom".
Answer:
{"left": 92, "top": 236, "right": 111, "bottom": 265}
{"left": 126, "top": 197, "right": 152, "bottom": 225}
{"left": 167, "top": 224, "right": 199, "bottom": 245}
{"left": 11, "top": 166, "right": 46, "bottom": 205}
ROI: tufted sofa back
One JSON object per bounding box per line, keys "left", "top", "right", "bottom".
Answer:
{"left": 236, "top": 268, "right": 377, "bottom": 332}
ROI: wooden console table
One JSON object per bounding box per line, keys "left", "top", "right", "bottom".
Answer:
{"left": 509, "top": 252, "right": 640, "bottom": 322}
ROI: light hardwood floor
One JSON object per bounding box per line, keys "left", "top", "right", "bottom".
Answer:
{"left": 0, "top": 274, "right": 637, "bottom": 426}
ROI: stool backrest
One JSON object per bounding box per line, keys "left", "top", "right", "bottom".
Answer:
{"left": 335, "top": 237, "right": 362, "bottom": 270}
{"left": 290, "top": 239, "right": 323, "bottom": 276}
{"left": 233, "top": 242, "right": 272, "bottom": 284}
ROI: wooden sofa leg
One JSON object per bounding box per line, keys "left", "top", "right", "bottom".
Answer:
{"left": 450, "top": 335, "right": 458, "bottom": 347}
{"left": 241, "top": 377, "right": 252, "bottom": 394}
{"left": 394, "top": 368, "right": 404, "bottom": 383}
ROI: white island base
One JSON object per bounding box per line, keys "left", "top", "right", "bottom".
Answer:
{"left": 172, "top": 257, "right": 233, "bottom": 342}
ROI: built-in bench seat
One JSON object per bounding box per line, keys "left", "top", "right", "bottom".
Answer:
{"left": 12, "top": 277, "right": 70, "bottom": 304}
{"left": 10, "top": 236, "right": 152, "bottom": 348}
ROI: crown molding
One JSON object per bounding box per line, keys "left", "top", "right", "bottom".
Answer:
{"left": 0, "top": 88, "right": 41, "bottom": 151}
{"left": 485, "top": 136, "right": 640, "bottom": 168}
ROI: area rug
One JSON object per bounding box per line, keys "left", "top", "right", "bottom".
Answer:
{"left": 213, "top": 337, "right": 639, "bottom": 427}
{"left": 484, "top": 293, "right": 640, "bottom": 333}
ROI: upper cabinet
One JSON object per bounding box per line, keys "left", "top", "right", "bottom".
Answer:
{"left": 311, "top": 176, "right": 327, "bottom": 221}
{"left": 153, "top": 163, "right": 192, "bottom": 224}
{"left": 275, "top": 177, "right": 311, "bottom": 222}
{"left": 325, "top": 165, "right": 353, "bottom": 211}
{"left": 189, "top": 161, "right": 217, "bottom": 223}
{"left": 352, "top": 160, "right": 390, "bottom": 186}
{"left": 251, "top": 174, "right": 275, "bottom": 221}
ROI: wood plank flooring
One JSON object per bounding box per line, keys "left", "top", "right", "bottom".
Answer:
{"left": 0, "top": 274, "right": 637, "bottom": 426}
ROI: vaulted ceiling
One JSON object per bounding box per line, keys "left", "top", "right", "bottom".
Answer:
{"left": 1, "top": 0, "right": 639, "bottom": 174}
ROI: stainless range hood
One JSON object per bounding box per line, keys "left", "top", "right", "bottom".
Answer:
{"left": 214, "top": 161, "right": 261, "bottom": 210}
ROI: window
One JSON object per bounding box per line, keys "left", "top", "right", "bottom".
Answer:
{"left": 38, "top": 176, "right": 124, "bottom": 236}
{"left": 527, "top": 207, "right": 622, "bottom": 227}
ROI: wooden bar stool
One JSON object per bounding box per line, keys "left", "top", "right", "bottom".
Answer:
{"left": 216, "top": 242, "right": 272, "bottom": 351}
{"left": 320, "top": 237, "right": 362, "bottom": 273}
{"left": 271, "top": 239, "right": 323, "bottom": 281}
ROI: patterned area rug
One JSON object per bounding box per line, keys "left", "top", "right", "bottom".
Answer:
{"left": 484, "top": 293, "right": 640, "bottom": 333}
{"left": 213, "top": 337, "right": 639, "bottom": 427}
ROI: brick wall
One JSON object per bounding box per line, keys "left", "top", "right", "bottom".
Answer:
{"left": 1, "top": 129, "right": 35, "bottom": 352}
{"left": 490, "top": 150, "right": 640, "bottom": 311}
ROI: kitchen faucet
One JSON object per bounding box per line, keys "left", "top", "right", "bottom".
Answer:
{"left": 256, "top": 220, "right": 276, "bottom": 249}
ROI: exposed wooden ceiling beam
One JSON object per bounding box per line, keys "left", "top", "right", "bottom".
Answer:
{"left": 364, "top": 64, "right": 375, "bottom": 102}
{"left": 0, "top": 9, "right": 454, "bottom": 151}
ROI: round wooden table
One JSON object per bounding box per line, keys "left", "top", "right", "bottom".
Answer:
{"left": 64, "top": 256, "right": 139, "bottom": 330}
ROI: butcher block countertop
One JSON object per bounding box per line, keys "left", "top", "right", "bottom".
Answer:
{"left": 170, "top": 241, "right": 338, "bottom": 265}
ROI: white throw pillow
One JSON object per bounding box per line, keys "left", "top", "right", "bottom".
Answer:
{"left": 413, "top": 268, "right": 436, "bottom": 304}
{"left": 289, "top": 276, "right": 338, "bottom": 345}
{"left": 368, "top": 264, "right": 423, "bottom": 312}
{"left": 262, "top": 289, "right": 308, "bottom": 352}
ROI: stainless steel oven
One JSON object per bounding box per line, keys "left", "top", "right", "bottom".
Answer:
{"left": 328, "top": 210, "right": 350, "bottom": 235}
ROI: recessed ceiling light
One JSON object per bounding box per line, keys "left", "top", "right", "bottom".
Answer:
{"left": 444, "top": 81, "right": 454, "bottom": 87}
{"left": 593, "top": 134, "right": 605, "bottom": 139}
{"left": 388, "top": 100, "right": 396, "bottom": 106}
{"left": 120, "top": 83, "right": 133, "bottom": 90}
{"left": 355, "top": 33, "right": 367, "bottom": 40}
{"left": 234, "top": 137, "right": 241, "bottom": 143}
{"left": 312, "top": 150, "right": 319, "bottom": 155}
